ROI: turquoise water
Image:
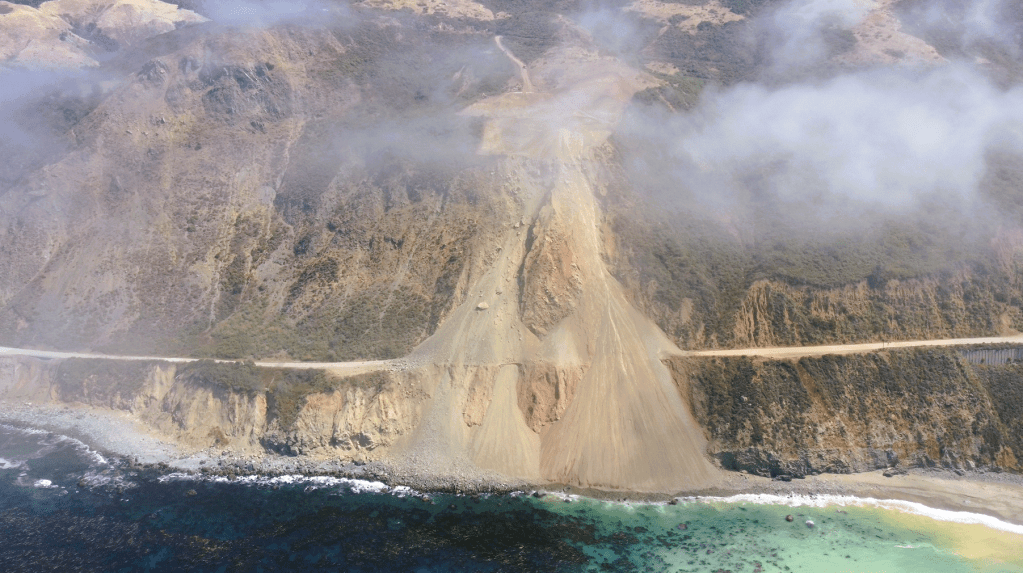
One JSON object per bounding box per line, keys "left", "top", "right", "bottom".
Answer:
{"left": 535, "top": 495, "right": 1019, "bottom": 572}
{"left": 0, "top": 423, "right": 1020, "bottom": 572}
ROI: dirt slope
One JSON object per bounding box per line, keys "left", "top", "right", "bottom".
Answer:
{"left": 395, "top": 36, "right": 719, "bottom": 492}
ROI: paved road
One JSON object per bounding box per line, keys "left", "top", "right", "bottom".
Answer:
{"left": 0, "top": 345, "right": 395, "bottom": 373}
{"left": 681, "top": 334, "right": 1023, "bottom": 359}
{"left": 3, "top": 334, "right": 1023, "bottom": 369}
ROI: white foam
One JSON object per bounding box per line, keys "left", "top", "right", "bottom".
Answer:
{"left": 687, "top": 493, "right": 1023, "bottom": 535}
{"left": 0, "top": 423, "right": 49, "bottom": 436}
{"left": 156, "top": 472, "right": 415, "bottom": 496}
{"left": 0, "top": 423, "right": 110, "bottom": 467}
{"left": 78, "top": 469, "right": 136, "bottom": 489}
{"left": 33, "top": 479, "right": 54, "bottom": 488}
{"left": 0, "top": 457, "right": 21, "bottom": 469}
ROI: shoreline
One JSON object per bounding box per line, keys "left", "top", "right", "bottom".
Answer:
{"left": 4, "top": 400, "right": 1023, "bottom": 531}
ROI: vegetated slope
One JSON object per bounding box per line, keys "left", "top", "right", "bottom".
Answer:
{"left": 670, "top": 347, "right": 1023, "bottom": 477}
{"left": 0, "top": 16, "right": 520, "bottom": 360}
{"left": 599, "top": 0, "right": 1023, "bottom": 352}
{"left": 606, "top": 187, "right": 1023, "bottom": 351}
{"left": 7, "top": 0, "right": 1019, "bottom": 361}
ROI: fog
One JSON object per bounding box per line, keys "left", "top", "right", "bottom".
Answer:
{"left": 901, "top": 0, "right": 1021, "bottom": 58}
{"left": 2, "top": 0, "right": 1021, "bottom": 226}
{"left": 4, "top": 0, "right": 1021, "bottom": 217}
{"left": 195, "top": 0, "right": 353, "bottom": 27}
{"left": 0, "top": 68, "right": 106, "bottom": 189}
{"left": 764, "top": 0, "right": 867, "bottom": 74}
{"left": 610, "top": 0, "right": 1023, "bottom": 230}
{"left": 621, "top": 64, "right": 1023, "bottom": 210}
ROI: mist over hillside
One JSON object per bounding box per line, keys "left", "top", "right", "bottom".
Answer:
{"left": 4, "top": 0, "right": 1023, "bottom": 498}
{"left": 1, "top": 0, "right": 1022, "bottom": 357}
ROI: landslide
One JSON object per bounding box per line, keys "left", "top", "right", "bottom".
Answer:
{"left": 387, "top": 34, "right": 719, "bottom": 492}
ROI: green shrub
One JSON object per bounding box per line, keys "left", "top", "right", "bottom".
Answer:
{"left": 177, "top": 360, "right": 264, "bottom": 395}
{"left": 267, "top": 370, "right": 390, "bottom": 430}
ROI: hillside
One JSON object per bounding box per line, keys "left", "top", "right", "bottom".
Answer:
{"left": 2, "top": 0, "right": 1023, "bottom": 492}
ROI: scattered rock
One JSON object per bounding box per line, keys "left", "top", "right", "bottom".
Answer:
{"left": 476, "top": 302, "right": 489, "bottom": 310}
{"left": 883, "top": 467, "right": 907, "bottom": 478}
{"left": 785, "top": 515, "right": 794, "bottom": 522}
{"left": 185, "top": 489, "right": 198, "bottom": 497}
{"left": 805, "top": 520, "right": 815, "bottom": 528}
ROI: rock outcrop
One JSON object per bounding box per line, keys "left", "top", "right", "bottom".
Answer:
{"left": 670, "top": 347, "right": 1023, "bottom": 477}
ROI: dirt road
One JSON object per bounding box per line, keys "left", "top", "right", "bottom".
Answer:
{"left": 0, "top": 345, "right": 396, "bottom": 375}
{"left": 3, "top": 333, "right": 1022, "bottom": 370}
{"left": 495, "top": 35, "right": 533, "bottom": 92}
{"left": 681, "top": 334, "right": 1023, "bottom": 359}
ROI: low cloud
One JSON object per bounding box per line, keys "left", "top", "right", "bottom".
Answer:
{"left": 622, "top": 64, "right": 1023, "bottom": 221}
{"left": 764, "top": 0, "right": 867, "bottom": 73}
{"left": 0, "top": 68, "right": 95, "bottom": 165}
{"left": 197, "top": 0, "right": 352, "bottom": 27}
{"left": 902, "top": 0, "right": 1022, "bottom": 58}
{"left": 614, "top": 0, "right": 1023, "bottom": 227}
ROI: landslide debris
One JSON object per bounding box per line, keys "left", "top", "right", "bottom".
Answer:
{"left": 395, "top": 35, "right": 718, "bottom": 492}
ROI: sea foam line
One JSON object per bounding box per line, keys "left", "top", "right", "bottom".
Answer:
{"left": 0, "top": 422, "right": 110, "bottom": 466}
{"left": 687, "top": 493, "right": 1023, "bottom": 536}
{"left": 0, "top": 422, "right": 50, "bottom": 436}
{"left": 157, "top": 472, "right": 419, "bottom": 496}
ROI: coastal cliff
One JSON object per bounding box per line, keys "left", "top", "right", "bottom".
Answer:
{"left": 3, "top": 344, "right": 1023, "bottom": 492}
{"left": 0, "top": 357, "right": 420, "bottom": 462}
{"left": 670, "top": 347, "right": 1023, "bottom": 478}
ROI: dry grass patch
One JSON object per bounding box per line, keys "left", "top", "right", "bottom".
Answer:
{"left": 356, "top": 0, "right": 497, "bottom": 21}
{"left": 626, "top": 0, "right": 744, "bottom": 33}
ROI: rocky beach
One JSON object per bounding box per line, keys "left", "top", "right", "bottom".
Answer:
{"left": 5, "top": 398, "right": 1023, "bottom": 533}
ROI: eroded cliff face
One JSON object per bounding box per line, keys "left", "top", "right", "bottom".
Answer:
{"left": 0, "top": 29, "right": 725, "bottom": 493}
{"left": 0, "top": 356, "right": 424, "bottom": 460}
{"left": 670, "top": 348, "right": 1023, "bottom": 477}
{"left": 606, "top": 196, "right": 1023, "bottom": 352}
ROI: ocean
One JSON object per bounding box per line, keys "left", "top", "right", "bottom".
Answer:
{"left": 0, "top": 423, "right": 1020, "bottom": 572}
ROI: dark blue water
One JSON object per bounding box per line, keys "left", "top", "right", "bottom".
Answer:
{"left": 1, "top": 424, "right": 1019, "bottom": 572}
